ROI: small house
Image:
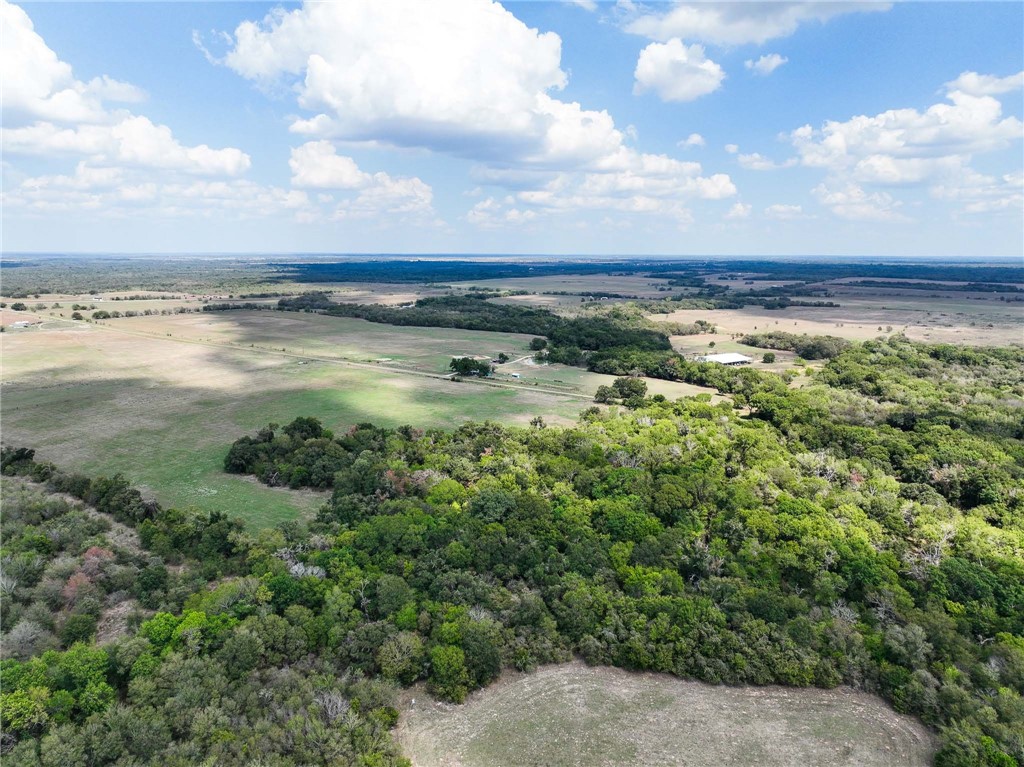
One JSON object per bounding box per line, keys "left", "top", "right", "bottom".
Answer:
{"left": 696, "top": 352, "right": 752, "bottom": 366}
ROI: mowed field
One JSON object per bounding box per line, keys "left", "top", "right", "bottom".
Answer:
{"left": 0, "top": 310, "right": 600, "bottom": 528}
{"left": 397, "top": 663, "right": 936, "bottom": 767}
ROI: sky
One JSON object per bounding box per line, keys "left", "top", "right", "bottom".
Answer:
{"left": 2, "top": 1, "right": 1022, "bottom": 257}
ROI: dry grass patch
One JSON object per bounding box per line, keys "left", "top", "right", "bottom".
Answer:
{"left": 397, "top": 662, "right": 936, "bottom": 767}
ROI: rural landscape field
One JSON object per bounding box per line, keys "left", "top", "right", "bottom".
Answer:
{"left": 2, "top": 1, "right": 1022, "bottom": 766}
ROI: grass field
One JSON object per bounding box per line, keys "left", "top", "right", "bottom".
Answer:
{"left": 1, "top": 313, "right": 599, "bottom": 528}
{"left": 397, "top": 663, "right": 936, "bottom": 767}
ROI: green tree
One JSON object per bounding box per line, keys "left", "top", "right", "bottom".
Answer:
{"left": 429, "top": 646, "right": 471, "bottom": 702}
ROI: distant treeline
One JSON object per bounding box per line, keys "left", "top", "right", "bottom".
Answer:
{"left": 267, "top": 259, "right": 1024, "bottom": 287}
{"left": 279, "top": 293, "right": 673, "bottom": 354}
{"left": 651, "top": 261, "right": 1024, "bottom": 285}
{"left": 201, "top": 302, "right": 276, "bottom": 312}
{"left": 842, "top": 280, "right": 1024, "bottom": 293}
{"left": 270, "top": 260, "right": 671, "bottom": 284}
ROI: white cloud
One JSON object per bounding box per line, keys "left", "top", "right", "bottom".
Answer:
{"left": 289, "top": 141, "right": 370, "bottom": 189}
{"left": 745, "top": 54, "right": 788, "bottom": 76}
{"left": 466, "top": 197, "right": 539, "bottom": 228}
{"left": 225, "top": 0, "right": 568, "bottom": 161}
{"left": 1, "top": 0, "right": 251, "bottom": 196}
{"left": 0, "top": 1, "right": 308, "bottom": 226}
{"left": 0, "top": 0, "right": 144, "bottom": 126}
{"left": 678, "top": 133, "right": 705, "bottom": 148}
{"left": 724, "top": 144, "right": 739, "bottom": 154}
{"left": 625, "top": 2, "right": 890, "bottom": 46}
{"left": 289, "top": 140, "right": 436, "bottom": 221}
{"left": 765, "top": 203, "right": 805, "bottom": 220}
{"left": 634, "top": 40, "right": 724, "bottom": 102}
{"left": 932, "top": 171, "right": 1023, "bottom": 218}
{"left": 943, "top": 70, "right": 1023, "bottom": 97}
{"left": 724, "top": 202, "right": 751, "bottom": 219}
{"left": 790, "top": 88, "right": 1022, "bottom": 174}
{"left": 4, "top": 166, "right": 312, "bottom": 221}
{"left": 812, "top": 182, "right": 909, "bottom": 222}
{"left": 464, "top": 149, "right": 737, "bottom": 227}
{"left": 221, "top": 0, "right": 734, "bottom": 225}
{"left": 564, "top": 0, "right": 598, "bottom": 11}
{"left": 787, "top": 75, "right": 1022, "bottom": 217}
{"left": 467, "top": 152, "right": 734, "bottom": 228}
{"left": 3, "top": 116, "right": 251, "bottom": 176}
{"left": 737, "top": 152, "right": 797, "bottom": 170}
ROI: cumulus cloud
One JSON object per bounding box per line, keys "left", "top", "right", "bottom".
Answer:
{"left": 932, "top": 170, "right": 1023, "bottom": 218}
{"left": 678, "top": 133, "right": 706, "bottom": 148}
{"left": 225, "top": 0, "right": 567, "bottom": 160}
{"left": 790, "top": 89, "right": 1021, "bottom": 174}
{"left": 1, "top": 0, "right": 145, "bottom": 125}
{"left": 785, "top": 73, "right": 1023, "bottom": 218}
{"left": 625, "top": 2, "right": 891, "bottom": 46}
{"left": 943, "top": 70, "right": 1023, "bottom": 97}
{"left": 764, "top": 203, "right": 805, "bottom": 220}
{"left": 745, "top": 53, "right": 788, "bottom": 76}
{"left": 634, "top": 40, "right": 725, "bottom": 102}
{"left": 4, "top": 165, "right": 310, "bottom": 220}
{"left": 812, "top": 182, "right": 909, "bottom": 222}
{"left": 219, "top": 0, "right": 735, "bottom": 224}
{"left": 466, "top": 152, "right": 735, "bottom": 228}
{"left": 289, "top": 141, "right": 371, "bottom": 189}
{"left": 1, "top": 1, "right": 247, "bottom": 175}
{"left": 289, "top": 141, "right": 436, "bottom": 221}
{"left": 0, "top": 1, "right": 301, "bottom": 225}
{"left": 737, "top": 152, "right": 797, "bottom": 171}
{"left": 724, "top": 202, "right": 751, "bottom": 219}
{"left": 5, "top": 117, "right": 250, "bottom": 176}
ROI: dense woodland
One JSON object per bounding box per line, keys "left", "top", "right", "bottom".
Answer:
{"left": 4, "top": 336, "right": 1019, "bottom": 765}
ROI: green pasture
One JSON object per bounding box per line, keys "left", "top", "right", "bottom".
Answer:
{"left": 2, "top": 339, "right": 587, "bottom": 529}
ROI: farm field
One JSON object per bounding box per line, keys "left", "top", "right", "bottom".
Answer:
{"left": 102, "top": 309, "right": 718, "bottom": 401}
{"left": 115, "top": 310, "right": 543, "bottom": 373}
{"left": 649, "top": 294, "right": 1023, "bottom": 346}
{"left": 397, "top": 663, "right": 936, "bottom": 767}
{"left": 0, "top": 313, "right": 597, "bottom": 527}
{"left": 450, "top": 273, "right": 676, "bottom": 298}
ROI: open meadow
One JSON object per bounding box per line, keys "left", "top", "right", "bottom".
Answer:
{"left": 397, "top": 663, "right": 936, "bottom": 767}
{"left": 0, "top": 310, "right": 603, "bottom": 527}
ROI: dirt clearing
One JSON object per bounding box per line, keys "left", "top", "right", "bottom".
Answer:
{"left": 397, "top": 662, "right": 935, "bottom": 767}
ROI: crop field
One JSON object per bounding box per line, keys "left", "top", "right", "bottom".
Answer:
{"left": 0, "top": 312, "right": 598, "bottom": 527}
{"left": 397, "top": 663, "right": 936, "bottom": 767}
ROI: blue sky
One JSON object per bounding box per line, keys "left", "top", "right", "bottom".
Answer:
{"left": 2, "top": 1, "right": 1022, "bottom": 257}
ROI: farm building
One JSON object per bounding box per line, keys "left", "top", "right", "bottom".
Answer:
{"left": 697, "top": 352, "right": 752, "bottom": 366}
